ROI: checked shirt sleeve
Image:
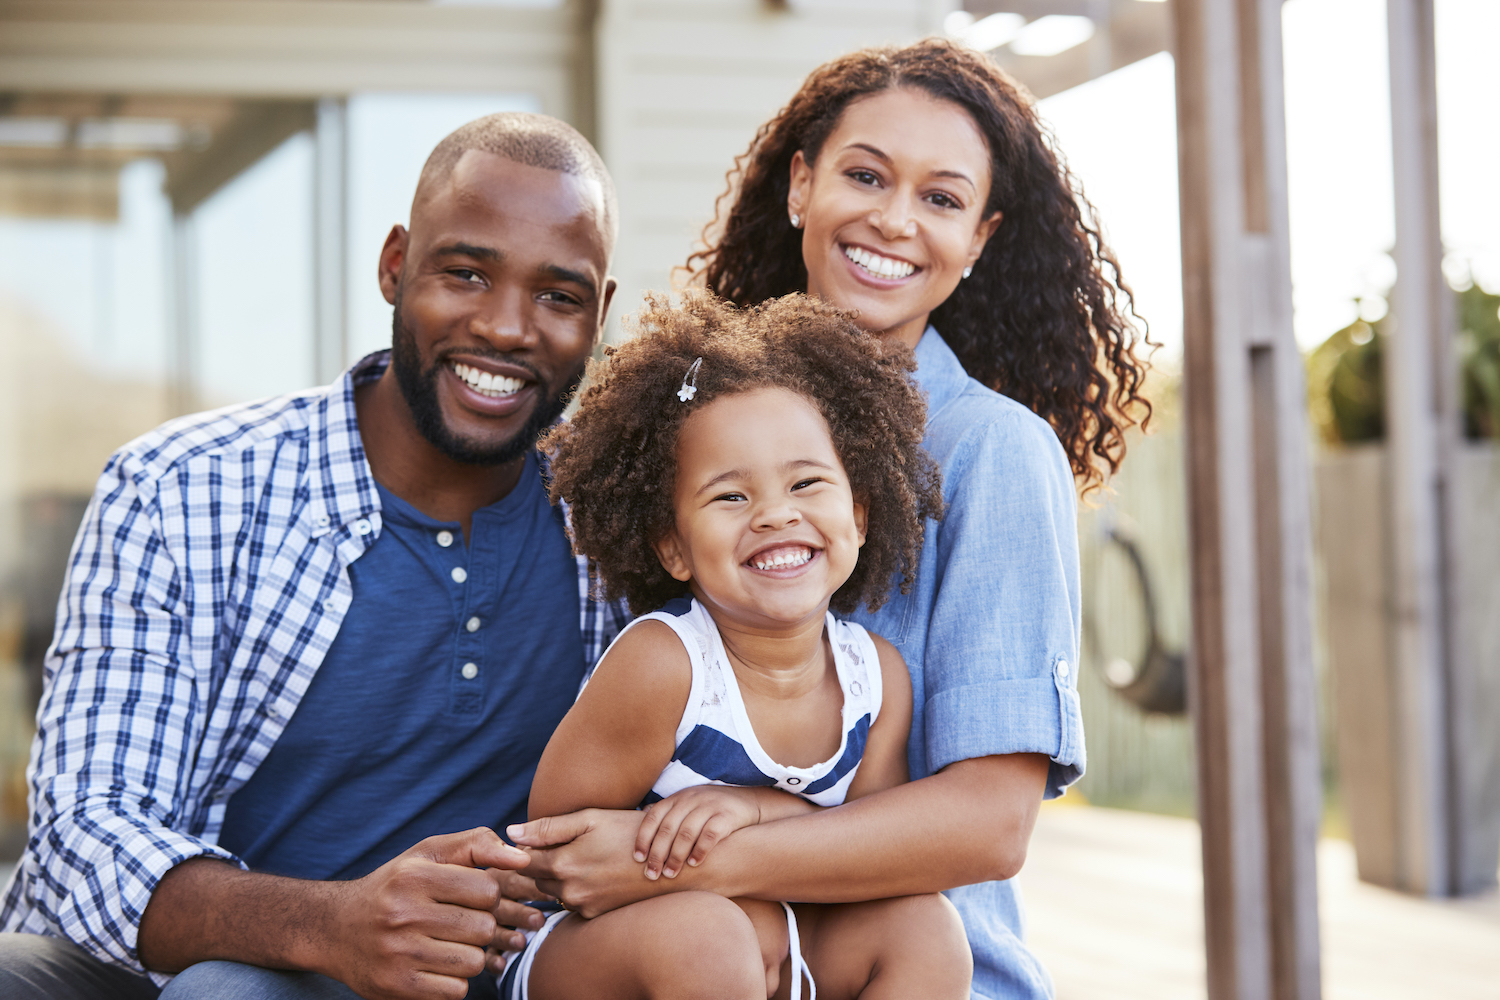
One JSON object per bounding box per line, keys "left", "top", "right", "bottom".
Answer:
{"left": 15, "top": 451, "right": 240, "bottom": 971}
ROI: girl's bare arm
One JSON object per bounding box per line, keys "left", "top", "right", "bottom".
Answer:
{"left": 527, "top": 621, "right": 690, "bottom": 820}
{"left": 842, "top": 633, "right": 912, "bottom": 800}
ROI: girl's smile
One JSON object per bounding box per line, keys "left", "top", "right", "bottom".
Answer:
{"left": 652, "top": 387, "right": 867, "bottom": 631}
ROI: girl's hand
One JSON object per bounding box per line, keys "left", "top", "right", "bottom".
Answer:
{"left": 633, "top": 786, "right": 765, "bottom": 879}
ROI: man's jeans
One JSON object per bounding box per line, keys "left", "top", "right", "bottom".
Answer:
{"left": 0, "top": 933, "right": 500, "bottom": 999}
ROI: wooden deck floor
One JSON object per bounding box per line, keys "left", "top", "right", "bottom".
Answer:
{"left": 1019, "top": 802, "right": 1500, "bottom": 999}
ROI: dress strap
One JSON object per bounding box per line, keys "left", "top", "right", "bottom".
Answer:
{"left": 781, "top": 902, "right": 816, "bottom": 1000}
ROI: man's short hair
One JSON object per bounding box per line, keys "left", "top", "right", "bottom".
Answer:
{"left": 418, "top": 111, "right": 618, "bottom": 248}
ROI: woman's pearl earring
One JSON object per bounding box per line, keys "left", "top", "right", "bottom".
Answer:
{"left": 790, "top": 213, "right": 801, "bottom": 228}
{"left": 962, "top": 265, "right": 973, "bottom": 279}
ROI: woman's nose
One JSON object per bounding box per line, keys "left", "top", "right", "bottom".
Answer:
{"left": 868, "top": 198, "right": 918, "bottom": 241}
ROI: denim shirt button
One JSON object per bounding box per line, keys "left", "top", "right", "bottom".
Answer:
{"left": 1056, "top": 659, "right": 1070, "bottom": 680}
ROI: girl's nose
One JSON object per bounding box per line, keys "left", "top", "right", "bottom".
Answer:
{"left": 754, "top": 501, "right": 801, "bottom": 530}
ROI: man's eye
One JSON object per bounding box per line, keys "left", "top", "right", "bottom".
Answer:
{"left": 539, "top": 290, "right": 581, "bottom": 305}
{"left": 450, "top": 268, "right": 483, "bottom": 283}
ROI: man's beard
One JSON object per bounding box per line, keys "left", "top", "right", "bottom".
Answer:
{"left": 389, "top": 298, "right": 582, "bottom": 467}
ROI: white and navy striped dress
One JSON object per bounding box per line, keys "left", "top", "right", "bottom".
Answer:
{"left": 504, "top": 596, "right": 883, "bottom": 1000}
{"left": 637, "top": 596, "right": 883, "bottom": 808}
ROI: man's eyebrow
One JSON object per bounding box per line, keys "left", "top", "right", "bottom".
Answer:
{"left": 540, "top": 263, "right": 598, "bottom": 299}
{"left": 844, "top": 142, "right": 977, "bottom": 192}
{"left": 432, "top": 241, "right": 501, "bottom": 261}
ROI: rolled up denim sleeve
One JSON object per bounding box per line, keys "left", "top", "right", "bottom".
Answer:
{"left": 921, "top": 408, "right": 1084, "bottom": 798}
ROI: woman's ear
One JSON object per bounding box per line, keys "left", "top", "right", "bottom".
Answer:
{"left": 652, "top": 531, "right": 694, "bottom": 582}
{"left": 787, "top": 150, "right": 812, "bottom": 225}
{"left": 967, "top": 210, "right": 1003, "bottom": 269}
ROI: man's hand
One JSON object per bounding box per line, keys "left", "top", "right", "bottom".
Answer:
{"left": 633, "top": 786, "right": 765, "bottom": 880}
{"left": 322, "top": 828, "right": 529, "bottom": 999}
{"left": 509, "top": 809, "right": 670, "bottom": 918}
{"left": 139, "top": 827, "right": 531, "bottom": 1000}
{"left": 481, "top": 868, "right": 554, "bottom": 977}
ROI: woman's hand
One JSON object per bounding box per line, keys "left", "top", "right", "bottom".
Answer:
{"left": 511, "top": 809, "right": 670, "bottom": 918}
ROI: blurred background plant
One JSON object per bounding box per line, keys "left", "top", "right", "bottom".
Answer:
{"left": 1306, "top": 270, "right": 1500, "bottom": 444}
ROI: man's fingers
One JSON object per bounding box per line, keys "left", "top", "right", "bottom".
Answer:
{"left": 410, "top": 862, "right": 507, "bottom": 913}
{"left": 507, "top": 810, "right": 595, "bottom": 848}
{"left": 493, "top": 898, "right": 547, "bottom": 932}
{"left": 495, "top": 870, "right": 550, "bottom": 903}
{"left": 416, "top": 827, "right": 530, "bottom": 871}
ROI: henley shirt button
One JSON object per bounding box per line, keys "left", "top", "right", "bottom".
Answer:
{"left": 461, "top": 662, "right": 479, "bottom": 680}
{"left": 1057, "top": 659, "right": 1071, "bottom": 680}
{"left": 466, "top": 616, "right": 481, "bottom": 632}
{"left": 451, "top": 566, "right": 468, "bottom": 583}
{"left": 353, "top": 519, "right": 372, "bottom": 536}
{"left": 785, "top": 776, "right": 801, "bottom": 786}
{"left": 436, "top": 530, "right": 455, "bottom": 548}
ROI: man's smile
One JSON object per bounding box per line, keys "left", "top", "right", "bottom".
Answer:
{"left": 451, "top": 361, "right": 528, "bottom": 398}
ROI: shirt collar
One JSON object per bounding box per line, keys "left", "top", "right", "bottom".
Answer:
{"left": 305, "top": 350, "right": 387, "bottom": 539}
{"left": 912, "top": 325, "right": 971, "bottom": 424}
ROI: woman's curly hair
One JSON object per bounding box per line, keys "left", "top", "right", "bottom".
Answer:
{"left": 541, "top": 290, "right": 943, "bottom": 617}
{"left": 685, "top": 38, "right": 1153, "bottom": 491}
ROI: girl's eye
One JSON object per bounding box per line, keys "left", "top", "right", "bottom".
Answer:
{"left": 714, "top": 492, "right": 746, "bottom": 503}
{"left": 791, "top": 478, "right": 822, "bottom": 491}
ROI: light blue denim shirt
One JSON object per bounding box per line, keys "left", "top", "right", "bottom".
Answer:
{"left": 850, "top": 327, "right": 1084, "bottom": 1000}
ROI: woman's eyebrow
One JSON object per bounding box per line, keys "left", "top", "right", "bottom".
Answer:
{"left": 843, "top": 142, "right": 977, "bottom": 192}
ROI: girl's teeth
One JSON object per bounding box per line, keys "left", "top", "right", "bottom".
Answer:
{"left": 452, "top": 363, "right": 525, "bottom": 397}
{"left": 753, "top": 548, "right": 813, "bottom": 570}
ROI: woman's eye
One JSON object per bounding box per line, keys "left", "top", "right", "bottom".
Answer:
{"left": 927, "top": 191, "right": 963, "bottom": 210}
{"left": 847, "top": 168, "right": 881, "bottom": 187}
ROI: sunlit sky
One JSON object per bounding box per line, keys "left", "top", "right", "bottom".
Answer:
{"left": 0, "top": 0, "right": 1495, "bottom": 401}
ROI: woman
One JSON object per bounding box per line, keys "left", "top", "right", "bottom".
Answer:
{"left": 513, "top": 38, "right": 1152, "bottom": 998}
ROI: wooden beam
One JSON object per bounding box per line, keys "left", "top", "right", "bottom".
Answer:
{"left": 1382, "top": 0, "right": 1457, "bottom": 896}
{"left": 1172, "top": 1, "right": 1323, "bottom": 997}
{"left": 163, "top": 100, "right": 315, "bottom": 214}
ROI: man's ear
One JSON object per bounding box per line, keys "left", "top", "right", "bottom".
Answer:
{"left": 377, "top": 225, "right": 409, "bottom": 306}
{"left": 787, "top": 150, "right": 812, "bottom": 226}
{"left": 652, "top": 530, "right": 693, "bottom": 582}
{"left": 852, "top": 500, "right": 868, "bottom": 548}
{"left": 597, "top": 276, "right": 619, "bottom": 342}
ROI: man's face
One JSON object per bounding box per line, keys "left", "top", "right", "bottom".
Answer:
{"left": 378, "top": 151, "right": 616, "bottom": 465}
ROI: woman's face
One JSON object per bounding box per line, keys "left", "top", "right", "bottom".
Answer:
{"left": 787, "top": 88, "right": 1003, "bottom": 350}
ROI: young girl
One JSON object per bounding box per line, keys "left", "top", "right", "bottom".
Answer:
{"left": 503, "top": 291, "right": 958, "bottom": 1000}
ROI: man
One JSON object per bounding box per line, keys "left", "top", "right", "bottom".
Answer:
{"left": 0, "top": 112, "right": 626, "bottom": 1000}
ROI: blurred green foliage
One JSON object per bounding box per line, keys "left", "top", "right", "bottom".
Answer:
{"left": 1306, "top": 284, "right": 1500, "bottom": 444}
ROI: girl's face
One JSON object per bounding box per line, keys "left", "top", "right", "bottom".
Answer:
{"left": 787, "top": 88, "right": 1003, "bottom": 350}
{"left": 653, "top": 387, "right": 867, "bottom": 631}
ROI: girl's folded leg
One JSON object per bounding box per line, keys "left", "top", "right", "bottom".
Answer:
{"left": 524, "top": 892, "right": 769, "bottom": 1000}
{"left": 789, "top": 894, "right": 972, "bottom": 1000}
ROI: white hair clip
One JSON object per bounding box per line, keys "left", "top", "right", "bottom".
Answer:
{"left": 677, "top": 357, "right": 704, "bottom": 402}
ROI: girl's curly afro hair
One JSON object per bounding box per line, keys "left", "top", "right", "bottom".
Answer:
{"left": 685, "top": 38, "right": 1155, "bottom": 493}
{"left": 541, "top": 290, "right": 943, "bottom": 618}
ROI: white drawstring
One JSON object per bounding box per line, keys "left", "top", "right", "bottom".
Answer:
{"left": 782, "top": 902, "right": 816, "bottom": 1000}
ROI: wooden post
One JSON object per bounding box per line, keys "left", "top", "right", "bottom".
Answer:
{"left": 313, "top": 96, "right": 348, "bottom": 386}
{"left": 1383, "top": 0, "right": 1458, "bottom": 896}
{"left": 1172, "top": 1, "right": 1323, "bottom": 997}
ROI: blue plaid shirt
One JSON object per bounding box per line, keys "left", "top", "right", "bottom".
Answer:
{"left": 0, "top": 351, "right": 629, "bottom": 977}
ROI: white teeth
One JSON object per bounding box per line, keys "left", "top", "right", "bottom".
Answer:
{"left": 752, "top": 548, "right": 814, "bottom": 571}
{"left": 844, "top": 245, "right": 915, "bottom": 279}
{"left": 452, "top": 363, "right": 525, "bottom": 397}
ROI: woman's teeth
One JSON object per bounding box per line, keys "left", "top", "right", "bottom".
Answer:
{"left": 453, "top": 363, "right": 525, "bottom": 397}
{"left": 752, "top": 547, "right": 814, "bottom": 571}
{"left": 844, "top": 245, "right": 916, "bottom": 279}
